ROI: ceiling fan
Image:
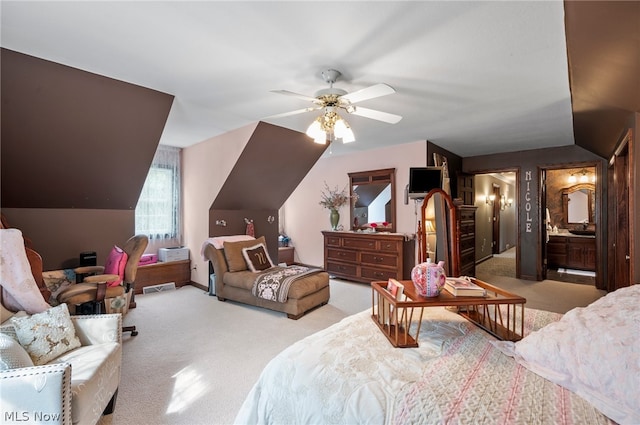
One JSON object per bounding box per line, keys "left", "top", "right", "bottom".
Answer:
{"left": 268, "top": 69, "right": 402, "bottom": 144}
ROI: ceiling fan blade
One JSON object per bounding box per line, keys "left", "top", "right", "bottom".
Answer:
{"left": 270, "top": 90, "right": 322, "bottom": 104}
{"left": 340, "top": 83, "right": 396, "bottom": 104}
{"left": 350, "top": 107, "right": 403, "bottom": 124}
{"left": 264, "top": 107, "right": 320, "bottom": 119}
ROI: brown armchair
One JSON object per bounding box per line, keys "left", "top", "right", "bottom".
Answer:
{"left": 57, "top": 235, "right": 148, "bottom": 336}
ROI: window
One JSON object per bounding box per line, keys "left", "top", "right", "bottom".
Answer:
{"left": 135, "top": 146, "right": 181, "bottom": 242}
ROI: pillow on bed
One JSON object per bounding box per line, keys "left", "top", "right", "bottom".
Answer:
{"left": 242, "top": 243, "right": 275, "bottom": 272}
{"left": 223, "top": 236, "right": 263, "bottom": 272}
{"left": 504, "top": 284, "right": 640, "bottom": 425}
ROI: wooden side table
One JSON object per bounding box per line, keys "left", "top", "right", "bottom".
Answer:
{"left": 278, "top": 246, "right": 295, "bottom": 265}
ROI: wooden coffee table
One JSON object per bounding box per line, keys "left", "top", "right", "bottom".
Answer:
{"left": 371, "top": 278, "right": 526, "bottom": 348}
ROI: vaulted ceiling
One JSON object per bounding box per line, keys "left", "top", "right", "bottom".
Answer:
{"left": 1, "top": 1, "right": 638, "bottom": 159}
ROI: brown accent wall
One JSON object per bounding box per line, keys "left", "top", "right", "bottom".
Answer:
{"left": 427, "top": 141, "right": 462, "bottom": 198}
{"left": 210, "top": 122, "right": 328, "bottom": 253}
{"left": 564, "top": 1, "right": 640, "bottom": 158}
{"left": 2, "top": 208, "right": 134, "bottom": 270}
{"left": 464, "top": 145, "right": 605, "bottom": 281}
{"left": 1, "top": 49, "right": 173, "bottom": 270}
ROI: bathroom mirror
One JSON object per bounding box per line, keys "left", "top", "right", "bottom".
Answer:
{"left": 562, "top": 183, "right": 595, "bottom": 224}
{"left": 419, "top": 188, "right": 460, "bottom": 276}
{"left": 349, "top": 168, "right": 396, "bottom": 233}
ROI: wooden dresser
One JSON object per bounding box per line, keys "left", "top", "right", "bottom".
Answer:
{"left": 456, "top": 205, "right": 477, "bottom": 277}
{"left": 322, "top": 231, "right": 415, "bottom": 283}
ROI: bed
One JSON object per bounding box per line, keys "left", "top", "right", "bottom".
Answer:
{"left": 235, "top": 284, "right": 640, "bottom": 424}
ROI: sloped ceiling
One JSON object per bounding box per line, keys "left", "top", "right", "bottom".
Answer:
{"left": 211, "top": 122, "right": 328, "bottom": 211}
{"left": 565, "top": 1, "right": 640, "bottom": 158}
{"left": 1, "top": 49, "right": 174, "bottom": 209}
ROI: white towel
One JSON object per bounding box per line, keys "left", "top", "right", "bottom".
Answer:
{"left": 200, "top": 235, "right": 255, "bottom": 260}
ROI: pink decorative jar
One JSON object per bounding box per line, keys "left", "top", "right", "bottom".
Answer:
{"left": 411, "top": 260, "right": 447, "bottom": 297}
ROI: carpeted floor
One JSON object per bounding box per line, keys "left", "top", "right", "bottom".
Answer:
{"left": 476, "top": 248, "right": 596, "bottom": 286}
{"left": 476, "top": 256, "right": 516, "bottom": 278}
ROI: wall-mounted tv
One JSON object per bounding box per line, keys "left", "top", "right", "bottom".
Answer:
{"left": 408, "top": 166, "right": 443, "bottom": 199}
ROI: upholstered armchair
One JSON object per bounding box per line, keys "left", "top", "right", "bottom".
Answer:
{"left": 57, "top": 235, "right": 148, "bottom": 336}
{"left": 0, "top": 227, "right": 123, "bottom": 425}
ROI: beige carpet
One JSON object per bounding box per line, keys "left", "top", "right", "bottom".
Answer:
{"left": 99, "top": 276, "right": 605, "bottom": 425}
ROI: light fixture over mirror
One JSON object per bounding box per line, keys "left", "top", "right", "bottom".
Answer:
{"left": 568, "top": 168, "right": 596, "bottom": 184}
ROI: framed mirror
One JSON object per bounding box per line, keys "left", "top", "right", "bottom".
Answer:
{"left": 562, "top": 183, "right": 595, "bottom": 224}
{"left": 349, "top": 168, "right": 396, "bottom": 232}
{"left": 419, "top": 188, "right": 460, "bottom": 277}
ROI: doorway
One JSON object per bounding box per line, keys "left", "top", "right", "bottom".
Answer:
{"left": 542, "top": 164, "right": 599, "bottom": 286}
{"left": 474, "top": 172, "right": 518, "bottom": 279}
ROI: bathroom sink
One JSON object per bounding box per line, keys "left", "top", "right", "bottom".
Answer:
{"left": 569, "top": 229, "right": 595, "bottom": 236}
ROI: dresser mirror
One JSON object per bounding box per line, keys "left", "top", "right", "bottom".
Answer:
{"left": 419, "top": 189, "right": 460, "bottom": 277}
{"left": 562, "top": 183, "right": 595, "bottom": 224}
{"left": 348, "top": 168, "right": 396, "bottom": 233}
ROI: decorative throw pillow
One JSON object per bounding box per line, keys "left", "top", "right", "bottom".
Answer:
{"left": 223, "top": 236, "right": 264, "bottom": 272}
{"left": 242, "top": 243, "right": 275, "bottom": 272}
{"left": 0, "top": 333, "right": 34, "bottom": 370}
{"left": 103, "top": 246, "right": 128, "bottom": 287}
{"left": 11, "top": 303, "right": 81, "bottom": 365}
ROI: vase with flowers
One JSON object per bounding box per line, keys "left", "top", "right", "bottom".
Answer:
{"left": 319, "top": 182, "right": 353, "bottom": 231}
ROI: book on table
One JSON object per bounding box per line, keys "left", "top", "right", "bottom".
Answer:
{"left": 444, "top": 277, "right": 487, "bottom": 297}
{"left": 386, "top": 278, "right": 405, "bottom": 300}
{"left": 381, "top": 279, "right": 405, "bottom": 325}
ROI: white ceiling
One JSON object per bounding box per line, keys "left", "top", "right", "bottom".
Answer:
{"left": 1, "top": 1, "right": 575, "bottom": 158}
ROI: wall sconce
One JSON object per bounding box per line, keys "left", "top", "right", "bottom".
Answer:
{"left": 507, "top": 198, "right": 513, "bottom": 207}
{"left": 485, "top": 194, "right": 495, "bottom": 205}
{"left": 215, "top": 219, "right": 227, "bottom": 227}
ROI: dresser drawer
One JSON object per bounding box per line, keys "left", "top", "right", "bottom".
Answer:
{"left": 325, "top": 236, "right": 342, "bottom": 246}
{"left": 379, "top": 240, "right": 400, "bottom": 252}
{"left": 326, "top": 261, "right": 357, "bottom": 276}
{"left": 343, "top": 238, "right": 377, "bottom": 250}
{"left": 361, "top": 252, "right": 398, "bottom": 268}
{"left": 361, "top": 267, "right": 397, "bottom": 281}
{"left": 327, "top": 248, "right": 357, "bottom": 262}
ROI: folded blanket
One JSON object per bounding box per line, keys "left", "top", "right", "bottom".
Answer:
{"left": 0, "top": 229, "right": 51, "bottom": 314}
{"left": 200, "top": 235, "right": 255, "bottom": 260}
{"left": 252, "top": 266, "right": 321, "bottom": 303}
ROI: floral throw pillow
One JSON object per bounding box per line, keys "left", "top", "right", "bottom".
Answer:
{"left": 11, "top": 304, "right": 81, "bottom": 365}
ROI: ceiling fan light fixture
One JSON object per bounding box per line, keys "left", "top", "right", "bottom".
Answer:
{"left": 342, "top": 127, "right": 355, "bottom": 143}
{"left": 333, "top": 116, "right": 348, "bottom": 138}
{"left": 306, "top": 117, "right": 323, "bottom": 138}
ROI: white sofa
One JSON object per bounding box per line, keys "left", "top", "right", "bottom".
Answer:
{"left": 0, "top": 312, "right": 122, "bottom": 425}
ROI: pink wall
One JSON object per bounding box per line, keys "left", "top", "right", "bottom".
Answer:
{"left": 282, "top": 141, "right": 428, "bottom": 268}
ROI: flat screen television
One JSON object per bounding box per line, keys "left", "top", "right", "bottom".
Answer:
{"left": 408, "top": 166, "right": 443, "bottom": 199}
